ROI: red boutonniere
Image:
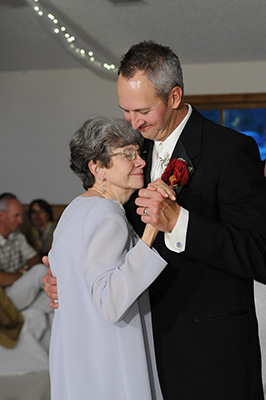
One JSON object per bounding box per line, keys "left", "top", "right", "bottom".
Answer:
{"left": 161, "top": 158, "right": 193, "bottom": 190}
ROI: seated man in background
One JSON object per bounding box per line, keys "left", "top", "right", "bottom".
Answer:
{"left": 0, "top": 192, "right": 49, "bottom": 312}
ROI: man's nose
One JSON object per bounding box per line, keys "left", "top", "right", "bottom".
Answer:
{"left": 130, "top": 112, "right": 143, "bottom": 130}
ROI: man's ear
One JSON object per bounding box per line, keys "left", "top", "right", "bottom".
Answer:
{"left": 170, "top": 86, "right": 183, "bottom": 110}
{"left": 88, "top": 160, "right": 103, "bottom": 179}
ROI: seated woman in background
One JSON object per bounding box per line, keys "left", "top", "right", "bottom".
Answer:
{"left": 28, "top": 199, "right": 56, "bottom": 257}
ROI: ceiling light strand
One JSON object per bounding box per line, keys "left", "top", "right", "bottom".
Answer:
{"left": 26, "top": 0, "right": 118, "bottom": 75}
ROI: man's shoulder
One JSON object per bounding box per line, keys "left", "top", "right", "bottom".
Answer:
{"left": 8, "top": 231, "right": 35, "bottom": 251}
{"left": 9, "top": 231, "right": 27, "bottom": 241}
{"left": 0, "top": 231, "right": 25, "bottom": 246}
{"left": 0, "top": 233, "right": 6, "bottom": 246}
{"left": 191, "top": 107, "right": 252, "bottom": 146}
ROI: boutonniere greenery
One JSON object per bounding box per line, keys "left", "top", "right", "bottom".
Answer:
{"left": 161, "top": 158, "right": 193, "bottom": 190}
{"left": 159, "top": 154, "right": 170, "bottom": 169}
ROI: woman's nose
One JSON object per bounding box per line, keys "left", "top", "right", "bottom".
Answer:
{"left": 135, "top": 153, "right": 146, "bottom": 168}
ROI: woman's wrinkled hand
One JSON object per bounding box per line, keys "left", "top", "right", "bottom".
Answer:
{"left": 147, "top": 178, "right": 176, "bottom": 201}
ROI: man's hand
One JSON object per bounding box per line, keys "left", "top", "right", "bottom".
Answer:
{"left": 135, "top": 180, "right": 180, "bottom": 232}
{"left": 42, "top": 256, "right": 59, "bottom": 309}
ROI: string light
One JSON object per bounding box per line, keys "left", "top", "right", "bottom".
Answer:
{"left": 26, "top": 0, "right": 118, "bottom": 75}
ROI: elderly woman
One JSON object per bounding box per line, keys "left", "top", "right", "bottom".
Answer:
{"left": 28, "top": 199, "right": 56, "bottom": 257}
{"left": 48, "top": 116, "right": 170, "bottom": 400}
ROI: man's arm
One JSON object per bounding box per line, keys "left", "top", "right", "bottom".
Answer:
{"left": 136, "top": 136, "right": 266, "bottom": 282}
{"left": 17, "top": 253, "right": 42, "bottom": 274}
{"left": 27, "top": 254, "right": 41, "bottom": 268}
{"left": 0, "top": 270, "right": 22, "bottom": 287}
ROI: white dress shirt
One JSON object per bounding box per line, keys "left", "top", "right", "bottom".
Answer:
{"left": 151, "top": 104, "right": 192, "bottom": 253}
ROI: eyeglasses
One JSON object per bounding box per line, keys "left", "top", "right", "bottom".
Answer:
{"left": 109, "top": 147, "right": 146, "bottom": 162}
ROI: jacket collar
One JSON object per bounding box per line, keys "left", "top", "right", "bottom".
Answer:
{"left": 144, "top": 107, "right": 203, "bottom": 187}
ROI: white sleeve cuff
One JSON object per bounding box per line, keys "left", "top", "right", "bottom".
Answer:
{"left": 165, "top": 207, "right": 189, "bottom": 253}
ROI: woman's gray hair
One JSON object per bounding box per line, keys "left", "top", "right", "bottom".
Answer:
{"left": 70, "top": 116, "right": 144, "bottom": 190}
{"left": 118, "top": 40, "right": 184, "bottom": 105}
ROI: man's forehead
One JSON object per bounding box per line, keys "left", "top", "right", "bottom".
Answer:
{"left": 118, "top": 78, "right": 158, "bottom": 110}
{"left": 127, "top": 79, "right": 141, "bottom": 90}
{"left": 7, "top": 199, "right": 22, "bottom": 213}
{"left": 117, "top": 71, "right": 152, "bottom": 89}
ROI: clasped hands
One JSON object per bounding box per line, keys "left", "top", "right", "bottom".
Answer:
{"left": 136, "top": 178, "right": 180, "bottom": 232}
{"left": 42, "top": 178, "right": 180, "bottom": 308}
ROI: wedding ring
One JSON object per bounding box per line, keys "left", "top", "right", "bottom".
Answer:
{"left": 143, "top": 208, "right": 147, "bottom": 216}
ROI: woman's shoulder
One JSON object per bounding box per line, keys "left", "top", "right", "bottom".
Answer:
{"left": 62, "top": 196, "right": 125, "bottom": 222}
{"left": 91, "top": 198, "right": 126, "bottom": 225}
{"left": 102, "top": 198, "right": 125, "bottom": 214}
{"left": 76, "top": 198, "right": 128, "bottom": 238}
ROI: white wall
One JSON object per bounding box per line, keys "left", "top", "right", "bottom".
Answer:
{"left": 1, "top": 61, "right": 266, "bottom": 204}
{"left": 183, "top": 60, "right": 266, "bottom": 94}
{"left": 0, "top": 69, "right": 119, "bottom": 204}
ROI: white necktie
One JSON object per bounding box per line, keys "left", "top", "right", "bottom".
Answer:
{"left": 151, "top": 143, "right": 170, "bottom": 181}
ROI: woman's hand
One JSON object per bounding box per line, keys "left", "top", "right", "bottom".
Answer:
{"left": 42, "top": 256, "right": 59, "bottom": 309}
{"left": 147, "top": 178, "right": 176, "bottom": 200}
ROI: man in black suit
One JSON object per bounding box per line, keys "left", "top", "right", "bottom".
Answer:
{"left": 117, "top": 41, "right": 266, "bottom": 399}
{"left": 44, "top": 41, "right": 266, "bottom": 399}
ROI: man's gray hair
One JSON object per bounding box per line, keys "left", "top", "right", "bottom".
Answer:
{"left": 0, "top": 193, "right": 18, "bottom": 211}
{"left": 118, "top": 40, "right": 184, "bottom": 105}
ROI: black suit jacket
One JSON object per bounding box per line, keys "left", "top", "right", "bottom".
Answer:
{"left": 125, "top": 108, "right": 266, "bottom": 400}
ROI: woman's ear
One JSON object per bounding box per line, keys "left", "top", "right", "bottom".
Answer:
{"left": 88, "top": 160, "right": 104, "bottom": 179}
{"left": 170, "top": 86, "right": 183, "bottom": 110}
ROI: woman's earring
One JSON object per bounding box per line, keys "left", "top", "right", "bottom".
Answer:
{"left": 101, "top": 176, "right": 104, "bottom": 194}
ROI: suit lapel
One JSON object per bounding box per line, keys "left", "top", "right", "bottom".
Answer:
{"left": 171, "top": 139, "right": 195, "bottom": 198}
{"left": 178, "top": 106, "right": 203, "bottom": 161}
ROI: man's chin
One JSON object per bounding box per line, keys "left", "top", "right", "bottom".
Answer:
{"left": 139, "top": 127, "right": 157, "bottom": 140}
{"left": 139, "top": 131, "right": 152, "bottom": 140}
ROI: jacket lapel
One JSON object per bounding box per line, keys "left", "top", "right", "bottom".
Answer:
{"left": 171, "top": 139, "right": 195, "bottom": 198}
{"left": 172, "top": 108, "right": 203, "bottom": 197}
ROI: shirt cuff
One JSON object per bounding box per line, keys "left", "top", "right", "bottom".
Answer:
{"left": 165, "top": 207, "right": 189, "bottom": 253}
